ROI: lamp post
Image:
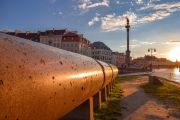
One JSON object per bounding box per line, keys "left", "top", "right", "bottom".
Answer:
{"left": 148, "top": 48, "right": 156, "bottom": 71}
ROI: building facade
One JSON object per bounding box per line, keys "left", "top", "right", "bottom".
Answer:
{"left": 6, "top": 29, "right": 126, "bottom": 61}
{"left": 6, "top": 31, "right": 40, "bottom": 42}
{"left": 132, "top": 55, "right": 175, "bottom": 68}
{"left": 39, "top": 29, "right": 92, "bottom": 57}
{"left": 62, "top": 31, "right": 92, "bottom": 57}
{"left": 39, "top": 29, "right": 68, "bottom": 48}
{"left": 111, "top": 52, "right": 126, "bottom": 67}
{"left": 92, "top": 41, "right": 112, "bottom": 63}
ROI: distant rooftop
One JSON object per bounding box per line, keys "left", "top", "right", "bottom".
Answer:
{"left": 112, "top": 52, "right": 125, "bottom": 55}
{"left": 40, "top": 29, "right": 68, "bottom": 36}
{"left": 92, "top": 41, "right": 111, "bottom": 51}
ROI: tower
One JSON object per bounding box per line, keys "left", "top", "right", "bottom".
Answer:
{"left": 125, "top": 17, "right": 131, "bottom": 66}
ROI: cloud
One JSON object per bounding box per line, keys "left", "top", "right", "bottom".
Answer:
{"left": 140, "top": 41, "right": 157, "bottom": 45}
{"left": 170, "top": 40, "right": 180, "bottom": 43}
{"left": 158, "top": 53, "right": 168, "bottom": 56}
{"left": 53, "top": 11, "right": 63, "bottom": 15}
{"left": 119, "top": 39, "right": 158, "bottom": 49}
{"left": 133, "top": 40, "right": 157, "bottom": 46}
{"left": 88, "top": 13, "right": 100, "bottom": 26}
{"left": 132, "top": 39, "right": 138, "bottom": 42}
{"left": 78, "top": 0, "right": 110, "bottom": 10}
{"left": 101, "top": 12, "right": 137, "bottom": 32}
{"left": 134, "top": 0, "right": 161, "bottom": 6}
{"left": 85, "top": 1, "right": 180, "bottom": 32}
{"left": 96, "top": 10, "right": 171, "bottom": 32}
{"left": 120, "top": 44, "right": 140, "bottom": 48}
{"left": 165, "top": 40, "right": 180, "bottom": 45}
{"left": 135, "top": 0, "right": 144, "bottom": 5}
{"left": 0, "top": 29, "right": 14, "bottom": 32}
{"left": 116, "top": 1, "right": 120, "bottom": 5}
{"left": 137, "top": 10, "right": 170, "bottom": 24}
{"left": 58, "top": 11, "right": 63, "bottom": 15}
{"left": 140, "top": 2, "right": 180, "bottom": 12}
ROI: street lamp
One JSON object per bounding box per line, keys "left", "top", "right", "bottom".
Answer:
{"left": 148, "top": 48, "right": 156, "bottom": 71}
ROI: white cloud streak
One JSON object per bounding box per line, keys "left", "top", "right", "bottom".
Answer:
{"left": 140, "top": 41, "right": 157, "bottom": 45}
{"left": 170, "top": 40, "right": 180, "bottom": 43}
{"left": 133, "top": 40, "right": 158, "bottom": 46}
{"left": 101, "top": 12, "right": 137, "bottom": 31}
{"left": 140, "top": 2, "right": 180, "bottom": 12}
{"left": 58, "top": 11, "right": 63, "bottom": 15}
{"left": 86, "top": 1, "right": 180, "bottom": 32}
{"left": 135, "top": 0, "right": 144, "bottom": 5}
{"left": 78, "top": 0, "right": 110, "bottom": 10}
{"left": 120, "top": 40, "right": 158, "bottom": 49}
{"left": 137, "top": 10, "right": 170, "bottom": 24}
{"left": 120, "top": 44, "right": 140, "bottom": 48}
{"left": 88, "top": 13, "right": 100, "bottom": 26}
{"left": 98, "top": 7, "right": 177, "bottom": 32}
{"left": 165, "top": 40, "right": 180, "bottom": 45}
{"left": 53, "top": 11, "right": 63, "bottom": 16}
{"left": 116, "top": 1, "right": 120, "bottom": 5}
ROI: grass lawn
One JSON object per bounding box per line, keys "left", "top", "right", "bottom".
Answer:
{"left": 94, "top": 76, "right": 142, "bottom": 119}
{"left": 116, "top": 75, "right": 140, "bottom": 82}
{"left": 94, "top": 77, "right": 123, "bottom": 120}
{"left": 141, "top": 83, "right": 180, "bottom": 109}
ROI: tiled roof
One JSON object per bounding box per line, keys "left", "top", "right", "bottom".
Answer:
{"left": 63, "top": 31, "right": 79, "bottom": 37}
{"left": 62, "top": 32, "right": 91, "bottom": 45}
{"left": 112, "top": 52, "right": 125, "bottom": 55}
{"left": 6, "top": 32, "right": 40, "bottom": 42}
{"left": 92, "top": 41, "right": 111, "bottom": 51}
{"left": 6, "top": 32, "right": 15, "bottom": 35}
{"left": 40, "top": 29, "right": 68, "bottom": 36}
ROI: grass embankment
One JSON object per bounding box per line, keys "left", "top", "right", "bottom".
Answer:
{"left": 94, "top": 76, "right": 139, "bottom": 120}
{"left": 94, "top": 79, "right": 122, "bottom": 120}
{"left": 141, "top": 83, "right": 180, "bottom": 108}
{"left": 116, "top": 75, "right": 139, "bottom": 83}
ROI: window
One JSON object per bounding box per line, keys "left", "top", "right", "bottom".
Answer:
{"left": 53, "top": 43, "right": 56, "bottom": 47}
{"left": 48, "top": 40, "right": 52, "bottom": 45}
{"left": 57, "top": 43, "right": 60, "bottom": 47}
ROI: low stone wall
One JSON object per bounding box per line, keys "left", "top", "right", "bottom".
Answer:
{"left": 149, "top": 76, "right": 163, "bottom": 85}
{"left": 148, "top": 75, "right": 180, "bottom": 88}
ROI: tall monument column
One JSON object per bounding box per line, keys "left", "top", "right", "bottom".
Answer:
{"left": 125, "top": 17, "right": 131, "bottom": 66}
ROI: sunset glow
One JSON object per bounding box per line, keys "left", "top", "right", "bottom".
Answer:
{"left": 168, "top": 47, "right": 180, "bottom": 62}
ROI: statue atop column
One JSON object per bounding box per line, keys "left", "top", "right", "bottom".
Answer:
{"left": 125, "top": 17, "right": 131, "bottom": 66}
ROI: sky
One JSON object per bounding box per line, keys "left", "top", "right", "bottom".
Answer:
{"left": 0, "top": 0, "right": 180, "bottom": 60}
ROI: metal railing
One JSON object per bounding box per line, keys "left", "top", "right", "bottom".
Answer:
{"left": 0, "top": 33, "right": 118, "bottom": 120}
